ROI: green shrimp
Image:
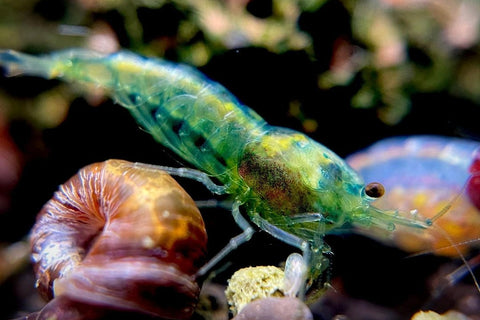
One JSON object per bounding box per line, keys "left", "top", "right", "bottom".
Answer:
{"left": 0, "top": 49, "right": 463, "bottom": 295}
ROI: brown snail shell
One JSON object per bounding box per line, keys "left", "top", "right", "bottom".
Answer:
{"left": 29, "top": 159, "right": 207, "bottom": 319}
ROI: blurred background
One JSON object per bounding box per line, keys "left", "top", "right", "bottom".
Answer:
{"left": 0, "top": 0, "right": 480, "bottom": 319}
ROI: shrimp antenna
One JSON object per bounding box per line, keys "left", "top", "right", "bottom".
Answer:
{"left": 428, "top": 171, "right": 479, "bottom": 224}
{"left": 428, "top": 222, "right": 480, "bottom": 294}
{"left": 406, "top": 237, "right": 480, "bottom": 258}
{"left": 426, "top": 184, "right": 466, "bottom": 225}
{"left": 416, "top": 171, "right": 480, "bottom": 294}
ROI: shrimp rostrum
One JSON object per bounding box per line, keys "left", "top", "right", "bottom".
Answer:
{"left": 0, "top": 49, "right": 469, "bottom": 295}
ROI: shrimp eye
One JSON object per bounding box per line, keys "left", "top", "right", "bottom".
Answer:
{"left": 365, "top": 182, "right": 385, "bottom": 198}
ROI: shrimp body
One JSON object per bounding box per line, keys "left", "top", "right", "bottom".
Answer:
{"left": 0, "top": 49, "right": 438, "bottom": 284}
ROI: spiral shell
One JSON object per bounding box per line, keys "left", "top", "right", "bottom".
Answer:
{"left": 29, "top": 159, "right": 207, "bottom": 319}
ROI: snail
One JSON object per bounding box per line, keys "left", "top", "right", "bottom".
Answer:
{"left": 28, "top": 159, "right": 207, "bottom": 320}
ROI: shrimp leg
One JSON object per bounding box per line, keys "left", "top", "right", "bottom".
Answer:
{"left": 133, "top": 163, "right": 227, "bottom": 195}
{"left": 253, "top": 215, "right": 315, "bottom": 297}
{"left": 135, "top": 163, "right": 254, "bottom": 279}
{"left": 196, "top": 200, "right": 255, "bottom": 278}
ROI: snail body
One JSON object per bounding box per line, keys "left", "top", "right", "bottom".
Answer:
{"left": 29, "top": 159, "right": 207, "bottom": 319}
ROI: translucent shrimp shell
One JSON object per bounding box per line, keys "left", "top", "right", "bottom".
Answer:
{"left": 0, "top": 49, "right": 265, "bottom": 186}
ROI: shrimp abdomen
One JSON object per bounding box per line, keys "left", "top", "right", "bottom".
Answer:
{"left": 0, "top": 49, "right": 267, "bottom": 181}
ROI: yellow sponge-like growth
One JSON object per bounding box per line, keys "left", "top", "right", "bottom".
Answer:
{"left": 225, "top": 266, "right": 285, "bottom": 315}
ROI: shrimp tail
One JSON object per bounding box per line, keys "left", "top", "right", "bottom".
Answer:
{"left": 0, "top": 50, "right": 55, "bottom": 78}
{"left": 0, "top": 49, "right": 107, "bottom": 81}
